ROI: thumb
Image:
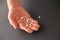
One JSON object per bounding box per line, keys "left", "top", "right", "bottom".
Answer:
{"left": 8, "top": 16, "right": 19, "bottom": 29}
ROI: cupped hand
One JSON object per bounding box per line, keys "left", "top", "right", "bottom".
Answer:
{"left": 8, "top": 7, "right": 40, "bottom": 33}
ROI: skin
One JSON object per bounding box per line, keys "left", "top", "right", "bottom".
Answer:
{"left": 7, "top": 0, "right": 40, "bottom": 33}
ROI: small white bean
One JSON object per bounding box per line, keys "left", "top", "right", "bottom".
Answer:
{"left": 38, "top": 16, "right": 41, "bottom": 18}
{"left": 26, "top": 24, "right": 29, "bottom": 27}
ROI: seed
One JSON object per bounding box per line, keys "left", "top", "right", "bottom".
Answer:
{"left": 26, "top": 24, "right": 29, "bottom": 26}
{"left": 29, "top": 18, "right": 32, "bottom": 21}
{"left": 38, "top": 16, "right": 41, "bottom": 18}
{"left": 29, "top": 23, "right": 33, "bottom": 27}
{"left": 20, "top": 16, "right": 24, "bottom": 19}
{"left": 27, "top": 18, "right": 29, "bottom": 21}
{"left": 26, "top": 18, "right": 30, "bottom": 23}
{"left": 31, "top": 20, "right": 34, "bottom": 23}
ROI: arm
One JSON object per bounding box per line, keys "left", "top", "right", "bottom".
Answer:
{"left": 7, "top": 0, "right": 33, "bottom": 33}
{"left": 7, "top": 0, "right": 22, "bottom": 10}
{"left": 7, "top": 0, "right": 40, "bottom": 33}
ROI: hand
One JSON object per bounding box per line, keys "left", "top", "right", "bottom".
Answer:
{"left": 8, "top": 7, "right": 40, "bottom": 33}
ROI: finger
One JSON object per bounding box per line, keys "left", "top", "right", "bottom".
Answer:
{"left": 29, "top": 20, "right": 40, "bottom": 31}
{"left": 33, "top": 24, "right": 40, "bottom": 31}
{"left": 29, "top": 24, "right": 40, "bottom": 31}
{"left": 19, "top": 23, "right": 33, "bottom": 33}
{"left": 8, "top": 16, "right": 19, "bottom": 29}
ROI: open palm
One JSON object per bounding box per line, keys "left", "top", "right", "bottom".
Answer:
{"left": 8, "top": 7, "right": 40, "bottom": 33}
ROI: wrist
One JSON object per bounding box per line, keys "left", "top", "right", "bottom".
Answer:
{"left": 9, "top": 6, "right": 23, "bottom": 10}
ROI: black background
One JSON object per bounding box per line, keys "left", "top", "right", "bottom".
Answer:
{"left": 0, "top": 0, "right": 60, "bottom": 40}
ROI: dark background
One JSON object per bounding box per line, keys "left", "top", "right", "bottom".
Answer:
{"left": 0, "top": 0, "right": 60, "bottom": 40}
